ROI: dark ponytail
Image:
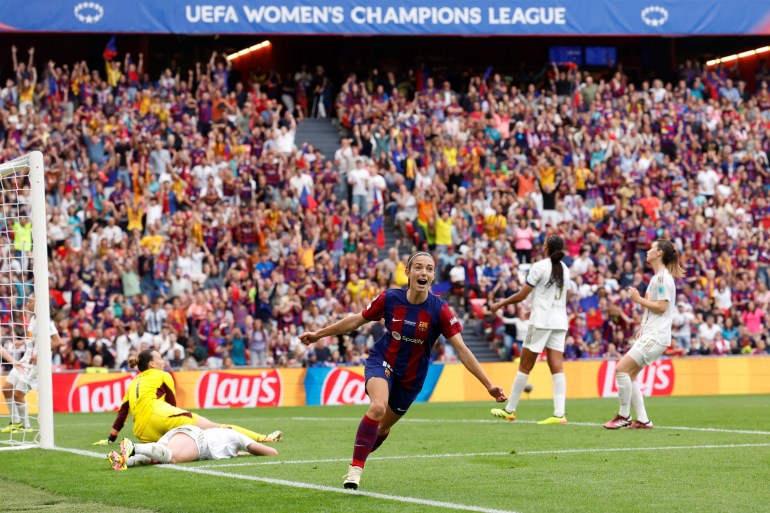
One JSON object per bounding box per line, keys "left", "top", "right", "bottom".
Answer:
{"left": 129, "top": 349, "right": 155, "bottom": 372}
{"left": 545, "top": 235, "right": 566, "bottom": 292}
{"left": 656, "top": 239, "right": 685, "bottom": 278}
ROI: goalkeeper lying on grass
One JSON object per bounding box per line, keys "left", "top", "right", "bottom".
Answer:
{"left": 106, "top": 425, "right": 280, "bottom": 470}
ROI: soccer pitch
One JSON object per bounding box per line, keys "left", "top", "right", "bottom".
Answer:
{"left": 1, "top": 395, "right": 768, "bottom": 513}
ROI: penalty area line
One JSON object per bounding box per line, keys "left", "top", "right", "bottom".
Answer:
{"left": 287, "top": 417, "right": 770, "bottom": 436}
{"left": 51, "top": 446, "right": 522, "bottom": 513}
{"left": 205, "top": 442, "right": 770, "bottom": 469}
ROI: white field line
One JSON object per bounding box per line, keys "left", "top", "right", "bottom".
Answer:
{"left": 63, "top": 417, "right": 770, "bottom": 436}
{"left": 203, "top": 442, "right": 770, "bottom": 469}
{"left": 286, "top": 417, "right": 770, "bottom": 436}
{"left": 52, "top": 446, "right": 521, "bottom": 513}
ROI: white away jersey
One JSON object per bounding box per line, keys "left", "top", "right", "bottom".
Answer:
{"left": 20, "top": 316, "right": 59, "bottom": 383}
{"left": 638, "top": 269, "right": 677, "bottom": 345}
{"left": 526, "top": 258, "right": 571, "bottom": 330}
{"left": 159, "top": 425, "right": 253, "bottom": 461}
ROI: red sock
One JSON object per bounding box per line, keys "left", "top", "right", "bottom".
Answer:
{"left": 351, "top": 414, "right": 379, "bottom": 468}
{"left": 370, "top": 432, "right": 389, "bottom": 453}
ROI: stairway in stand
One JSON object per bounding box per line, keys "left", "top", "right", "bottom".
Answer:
{"left": 294, "top": 118, "right": 342, "bottom": 160}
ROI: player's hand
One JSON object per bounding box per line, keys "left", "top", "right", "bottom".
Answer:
{"left": 521, "top": 311, "right": 531, "bottom": 321}
{"left": 298, "top": 331, "right": 320, "bottom": 346}
{"left": 627, "top": 287, "right": 641, "bottom": 303}
{"left": 488, "top": 385, "right": 507, "bottom": 403}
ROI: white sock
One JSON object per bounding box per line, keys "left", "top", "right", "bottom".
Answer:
{"left": 552, "top": 373, "right": 566, "bottom": 418}
{"left": 505, "top": 371, "right": 530, "bottom": 413}
{"left": 631, "top": 381, "right": 649, "bottom": 423}
{"left": 17, "top": 402, "right": 28, "bottom": 428}
{"left": 127, "top": 454, "right": 153, "bottom": 467}
{"left": 135, "top": 442, "right": 173, "bottom": 463}
{"left": 7, "top": 398, "right": 18, "bottom": 424}
{"left": 616, "top": 372, "right": 632, "bottom": 418}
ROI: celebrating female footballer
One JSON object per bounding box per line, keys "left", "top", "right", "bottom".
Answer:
{"left": 488, "top": 234, "right": 571, "bottom": 425}
{"left": 101, "top": 350, "right": 282, "bottom": 444}
{"left": 603, "top": 239, "right": 683, "bottom": 429}
{"left": 299, "top": 251, "right": 507, "bottom": 490}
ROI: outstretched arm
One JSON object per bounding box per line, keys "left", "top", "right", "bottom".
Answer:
{"left": 447, "top": 333, "right": 506, "bottom": 402}
{"left": 299, "top": 313, "right": 369, "bottom": 346}
{"left": 490, "top": 284, "right": 533, "bottom": 313}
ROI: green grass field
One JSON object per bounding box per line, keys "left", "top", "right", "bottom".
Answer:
{"left": 1, "top": 395, "right": 769, "bottom": 513}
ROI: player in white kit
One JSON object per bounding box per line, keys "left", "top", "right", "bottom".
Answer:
{"left": 603, "top": 239, "right": 683, "bottom": 429}
{"left": 489, "top": 234, "right": 572, "bottom": 425}
{"left": 107, "top": 425, "right": 279, "bottom": 470}
{"left": 2, "top": 295, "right": 62, "bottom": 433}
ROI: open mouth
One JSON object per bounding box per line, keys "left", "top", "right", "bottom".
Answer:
{"left": 416, "top": 278, "right": 428, "bottom": 286}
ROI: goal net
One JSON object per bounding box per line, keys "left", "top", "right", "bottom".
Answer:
{"left": 0, "top": 151, "right": 53, "bottom": 449}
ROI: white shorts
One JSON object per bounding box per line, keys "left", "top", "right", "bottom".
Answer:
{"left": 523, "top": 327, "right": 567, "bottom": 353}
{"left": 159, "top": 425, "right": 210, "bottom": 461}
{"left": 5, "top": 368, "right": 35, "bottom": 394}
{"left": 628, "top": 337, "right": 668, "bottom": 367}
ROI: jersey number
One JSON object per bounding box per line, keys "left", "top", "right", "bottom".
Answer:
{"left": 135, "top": 378, "right": 141, "bottom": 400}
{"left": 554, "top": 288, "right": 563, "bottom": 301}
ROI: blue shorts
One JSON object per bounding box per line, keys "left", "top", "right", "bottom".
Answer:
{"left": 364, "top": 357, "right": 422, "bottom": 416}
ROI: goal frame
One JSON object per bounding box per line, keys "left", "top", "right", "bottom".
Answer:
{"left": 29, "top": 151, "right": 54, "bottom": 448}
{"left": 1, "top": 151, "right": 53, "bottom": 448}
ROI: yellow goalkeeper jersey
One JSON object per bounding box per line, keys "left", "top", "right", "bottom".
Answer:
{"left": 122, "top": 368, "right": 176, "bottom": 437}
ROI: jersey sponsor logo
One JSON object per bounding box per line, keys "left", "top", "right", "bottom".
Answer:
{"left": 68, "top": 375, "right": 134, "bottom": 413}
{"left": 391, "top": 331, "right": 425, "bottom": 344}
{"left": 197, "top": 369, "right": 282, "bottom": 408}
{"left": 598, "top": 359, "right": 675, "bottom": 398}
{"left": 321, "top": 368, "right": 369, "bottom": 405}
{"left": 392, "top": 317, "right": 416, "bottom": 326}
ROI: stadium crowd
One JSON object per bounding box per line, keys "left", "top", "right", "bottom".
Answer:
{"left": 0, "top": 45, "right": 769, "bottom": 373}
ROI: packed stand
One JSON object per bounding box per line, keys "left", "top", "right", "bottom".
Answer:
{"left": 334, "top": 60, "right": 770, "bottom": 361}
{"left": 0, "top": 48, "right": 384, "bottom": 371}
{"left": 1, "top": 47, "right": 769, "bottom": 375}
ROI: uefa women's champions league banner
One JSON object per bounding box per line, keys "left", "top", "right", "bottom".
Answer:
{"left": 4, "top": 0, "right": 770, "bottom": 35}
{"left": 1, "top": 357, "right": 768, "bottom": 414}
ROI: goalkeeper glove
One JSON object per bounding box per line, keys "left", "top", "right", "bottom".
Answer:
{"left": 93, "top": 431, "right": 118, "bottom": 445}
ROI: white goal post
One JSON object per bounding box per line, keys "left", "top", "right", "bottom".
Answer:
{"left": 0, "top": 150, "right": 53, "bottom": 449}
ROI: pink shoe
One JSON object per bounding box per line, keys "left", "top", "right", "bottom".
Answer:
{"left": 627, "top": 420, "right": 653, "bottom": 429}
{"left": 603, "top": 415, "right": 632, "bottom": 429}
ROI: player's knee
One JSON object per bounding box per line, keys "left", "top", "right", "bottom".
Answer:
{"left": 367, "top": 401, "right": 388, "bottom": 420}
{"left": 13, "top": 391, "right": 25, "bottom": 402}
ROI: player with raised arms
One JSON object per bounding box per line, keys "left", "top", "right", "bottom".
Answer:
{"left": 99, "top": 349, "right": 282, "bottom": 444}
{"left": 106, "top": 425, "right": 279, "bottom": 471}
{"left": 603, "top": 239, "right": 683, "bottom": 429}
{"left": 300, "top": 251, "right": 507, "bottom": 490}
{"left": 488, "top": 234, "right": 571, "bottom": 425}
{"left": 1, "top": 295, "right": 62, "bottom": 433}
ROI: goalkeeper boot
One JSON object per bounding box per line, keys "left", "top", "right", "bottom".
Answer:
{"left": 119, "top": 438, "right": 135, "bottom": 462}
{"left": 538, "top": 416, "right": 567, "bottom": 425}
{"left": 490, "top": 408, "right": 516, "bottom": 421}
{"left": 264, "top": 430, "right": 283, "bottom": 443}
{"left": 107, "top": 451, "right": 126, "bottom": 471}
{"left": 343, "top": 464, "right": 363, "bottom": 490}
{"left": 1, "top": 423, "right": 22, "bottom": 433}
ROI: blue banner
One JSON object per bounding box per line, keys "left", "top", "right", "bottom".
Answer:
{"left": 2, "top": 1, "right": 770, "bottom": 36}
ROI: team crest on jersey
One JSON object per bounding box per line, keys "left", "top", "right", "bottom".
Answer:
{"left": 418, "top": 321, "right": 429, "bottom": 331}
{"left": 385, "top": 368, "right": 391, "bottom": 378}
